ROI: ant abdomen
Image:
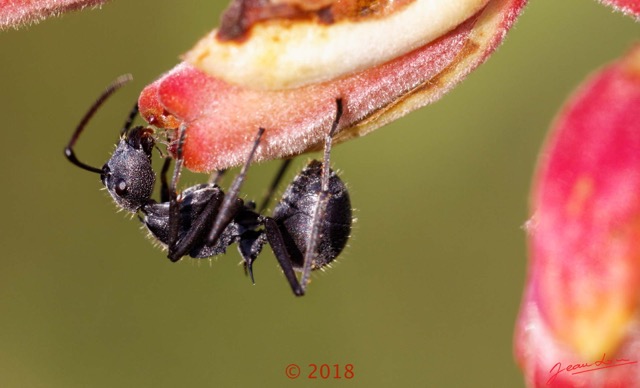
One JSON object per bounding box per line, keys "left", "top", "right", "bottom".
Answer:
{"left": 273, "top": 160, "right": 352, "bottom": 269}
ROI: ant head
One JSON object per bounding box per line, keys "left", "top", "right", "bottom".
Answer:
{"left": 100, "top": 126, "right": 156, "bottom": 212}
{"left": 65, "top": 75, "right": 158, "bottom": 213}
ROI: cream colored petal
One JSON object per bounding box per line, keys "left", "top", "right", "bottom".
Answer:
{"left": 185, "top": 0, "right": 489, "bottom": 90}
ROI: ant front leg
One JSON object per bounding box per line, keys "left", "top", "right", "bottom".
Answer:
{"left": 164, "top": 124, "right": 228, "bottom": 261}
{"left": 164, "top": 124, "right": 224, "bottom": 261}
{"left": 166, "top": 124, "right": 187, "bottom": 261}
{"left": 165, "top": 127, "right": 265, "bottom": 262}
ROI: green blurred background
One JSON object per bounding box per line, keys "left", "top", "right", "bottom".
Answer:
{"left": 0, "top": 1, "right": 637, "bottom": 387}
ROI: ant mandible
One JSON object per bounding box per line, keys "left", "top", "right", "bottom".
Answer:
{"left": 64, "top": 75, "right": 352, "bottom": 296}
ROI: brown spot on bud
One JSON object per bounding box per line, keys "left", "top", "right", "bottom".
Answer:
{"left": 217, "top": 0, "right": 415, "bottom": 41}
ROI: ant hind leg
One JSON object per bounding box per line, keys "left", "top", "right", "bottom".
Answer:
{"left": 299, "top": 98, "right": 344, "bottom": 292}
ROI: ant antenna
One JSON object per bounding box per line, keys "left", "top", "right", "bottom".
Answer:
{"left": 64, "top": 74, "right": 133, "bottom": 174}
{"left": 120, "top": 103, "right": 140, "bottom": 137}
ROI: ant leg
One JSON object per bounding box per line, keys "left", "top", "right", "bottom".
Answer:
{"left": 238, "top": 229, "right": 266, "bottom": 284}
{"left": 258, "top": 158, "right": 293, "bottom": 213}
{"left": 299, "top": 98, "right": 344, "bottom": 291}
{"left": 167, "top": 128, "right": 264, "bottom": 261}
{"left": 164, "top": 123, "right": 224, "bottom": 261}
{"left": 208, "top": 169, "right": 227, "bottom": 185}
{"left": 263, "top": 217, "right": 304, "bottom": 296}
{"left": 167, "top": 191, "right": 225, "bottom": 261}
{"left": 206, "top": 128, "right": 265, "bottom": 245}
{"left": 166, "top": 123, "right": 187, "bottom": 261}
{"left": 64, "top": 74, "right": 133, "bottom": 174}
{"left": 160, "top": 158, "right": 171, "bottom": 203}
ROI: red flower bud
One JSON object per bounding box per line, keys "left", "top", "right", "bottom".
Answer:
{"left": 0, "top": 0, "right": 108, "bottom": 30}
{"left": 138, "top": 0, "right": 527, "bottom": 172}
{"left": 598, "top": 0, "right": 640, "bottom": 19}
{"left": 515, "top": 45, "right": 640, "bottom": 388}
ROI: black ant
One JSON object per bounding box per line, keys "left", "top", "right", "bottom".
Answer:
{"left": 64, "top": 75, "right": 352, "bottom": 296}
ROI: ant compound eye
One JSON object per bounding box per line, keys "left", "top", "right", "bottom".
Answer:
{"left": 115, "top": 179, "right": 128, "bottom": 196}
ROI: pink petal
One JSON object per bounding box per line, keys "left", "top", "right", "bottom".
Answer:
{"left": 0, "top": 0, "right": 108, "bottom": 30}
{"left": 515, "top": 45, "right": 640, "bottom": 387}
{"left": 139, "top": 0, "right": 527, "bottom": 172}
{"left": 598, "top": 0, "right": 640, "bottom": 19}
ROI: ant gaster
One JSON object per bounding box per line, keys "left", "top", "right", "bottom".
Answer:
{"left": 64, "top": 75, "right": 352, "bottom": 296}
